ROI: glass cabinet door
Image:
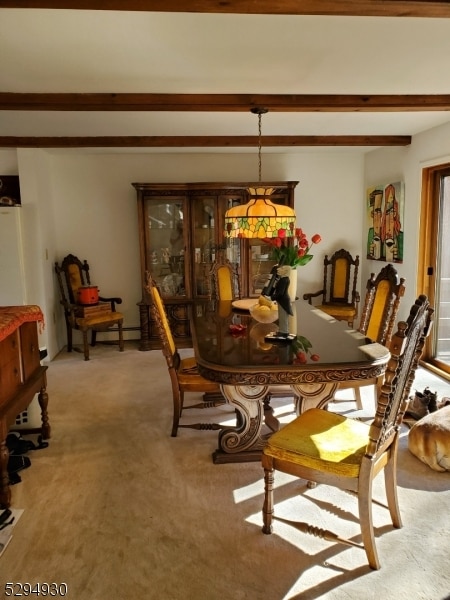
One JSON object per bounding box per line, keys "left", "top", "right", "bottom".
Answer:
{"left": 221, "top": 195, "right": 242, "bottom": 266}
{"left": 248, "top": 239, "right": 276, "bottom": 296}
{"left": 192, "top": 196, "right": 216, "bottom": 296}
{"left": 144, "top": 196, "right": 186, "bottom": 298}
{"left": 191, "top": 193, "right": 245, "bottom": 298}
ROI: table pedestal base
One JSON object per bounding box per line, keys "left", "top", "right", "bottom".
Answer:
{"left": 212, "top": 382, "right": 339, "bottom": 463}
{"left": 292, "top": 382, "right": 339, "bottom": 414}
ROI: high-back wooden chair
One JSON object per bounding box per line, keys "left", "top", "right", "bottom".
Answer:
{"left": 359, "top": 263, "right": 406, "bottom": 345}
{"left": 261, "top": 295, "right": 433, "bottom": 570}
{"left": 303, "top": 248, "right": 360, "bottom": 327}
{"left": 339, "top": 263, "right": 406, "bottom": 408}
{"left": 55, "top": 253, "right": 124, "bottom": 361}
{"left": 145, "top": 273, "right": 227, "bottom": 437}
{"left": 208, "top": 259, "right": 241, "bottom": 301}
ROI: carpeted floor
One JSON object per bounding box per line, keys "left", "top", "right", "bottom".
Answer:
{"left": 1, "top": 342, "right": 449, "bottom": 600}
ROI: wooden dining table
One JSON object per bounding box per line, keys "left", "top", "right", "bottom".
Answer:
{"left": 190, "top": 298, "right": 390, "bottom": 464}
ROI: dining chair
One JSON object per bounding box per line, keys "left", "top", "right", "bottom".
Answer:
{"left": 303, "top": 248, "right": 360, "bottom": 327}
{"left": 145, "top": 273, "right": 227, "bottom": 437}
{"left": 261, "top": 294, "right": 433, "bottom": 570}
{"left": 208, "top": 259, "right": 241, "bottom": 301}
{"left": 338, "top": 263, "right": 406, "bottom": 409}
{"left": 54, "top": 253, "right": 124, "bottom": 361}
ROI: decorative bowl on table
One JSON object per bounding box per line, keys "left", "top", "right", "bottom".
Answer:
{"left": 249, "top": 302, "right": 279, "bottom": 324}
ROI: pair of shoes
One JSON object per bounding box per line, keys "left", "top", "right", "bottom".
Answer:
{"left": 406, "top": 387, "right": 437, "bottom": 420}
{"left": 7, "top": 455, "right": 31, "bottom": 485}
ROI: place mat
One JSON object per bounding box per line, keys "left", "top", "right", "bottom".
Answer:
{"left": 231, "top": 298, "right": 257, "bottom": 311}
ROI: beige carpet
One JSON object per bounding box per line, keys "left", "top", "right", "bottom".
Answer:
{"left": 1, "top": 343, "right": 449, "bottom": 600}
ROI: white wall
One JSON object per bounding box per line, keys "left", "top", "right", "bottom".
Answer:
{"left": 364, "top": 120, "right": 450, "bottom": 323}
{"left": 1, "top": 147, "right": 365, "bottom": 359}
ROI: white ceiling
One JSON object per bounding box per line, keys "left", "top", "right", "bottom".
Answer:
{"left": 1, "top": 9, "right": 450, "bottom": 152}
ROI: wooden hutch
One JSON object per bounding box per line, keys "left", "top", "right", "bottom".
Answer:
{"left": 133, "top": 181, "right": 298, "bottom": 350}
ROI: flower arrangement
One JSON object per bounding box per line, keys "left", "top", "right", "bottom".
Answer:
{"left": 263, "top": 228, "right": 322, "bottom": 268}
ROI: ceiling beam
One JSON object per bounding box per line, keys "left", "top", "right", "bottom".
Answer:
{"left": 2, "top": 93, "right": 450, "bottom": 113}
{"left": 0, "top": 136, "right": 411, "bottom": 148}
{"left": 0, "top": 0, "right": 449, "bottom": 18}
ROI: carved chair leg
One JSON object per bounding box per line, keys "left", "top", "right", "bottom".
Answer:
{"left": 264, "top": 397, "right": 280, "bottom": 433}
{"left": 262, "top": 466, "right": 275, "bottom": 534}
{"left": 38, "top": 375, "right": 51, "bottom": 440}
{"left": 384, "top": 445, "right": 402, "bottom": 528}
{"left": 171, "top": 389, "right": 183, "bottom": 437}
{"left": 66, "top": 322, "right": 73, "bottom": 352}
{"left": 263, "top": 393, "right": 272, "bottom": 412}
{"left": 91, "top": 330, "right": 97, "bottom": 347}
{"left": 82, "top": 330, "right": 90, "bottom": 361}
{"left": 118, "top": 320, "right": 124, "bottom": 351}
{"left": 358, "top": 470, "right": 380, "bottom": 570}
{"left": 355, "top": 387, "right": 363, "bottom": 410}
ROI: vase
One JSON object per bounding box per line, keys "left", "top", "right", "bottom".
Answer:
{"left": 288, "top": 267, "right": 298, "bottom": 302}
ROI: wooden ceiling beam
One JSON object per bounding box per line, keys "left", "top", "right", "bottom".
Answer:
{"left": 1, "top": 93, "right": 450, "bottom": 112}
{"left": 0, "top": 0, "right": 449, "bottom": 18}
{"left": 0, "top": 135, "right": 411, "bottom": 148}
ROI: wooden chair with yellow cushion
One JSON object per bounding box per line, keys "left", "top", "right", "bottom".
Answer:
{"left": 145, "top": 273, "right": 227, "bottom": 437}
{"left": 303, "top": 248, "right": 360, "bottom": 327}
{"left": 338, "top": 263, "right": 406, "bottom": 409}
{"left": 261, "top": 295, "right": 433, "bottom": 570}
{"left": 55, "top": 253, "right": 124, "bottom": 361}
{"left": 208, "top": 259, "right": 241, "bottom": 301}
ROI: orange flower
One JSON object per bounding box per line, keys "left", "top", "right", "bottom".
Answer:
{"left": 266, "top": 228, "right": 322, "bottom": 267}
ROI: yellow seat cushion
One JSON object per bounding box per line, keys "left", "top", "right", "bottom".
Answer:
{"left": 178, "top": 356, "right": 220, "bottom": 392}
{"left": 263, "top": 408, "right": 370, "bottom": 478}
{"left": 318, "top": 304, "right": 356, "bottom": 320}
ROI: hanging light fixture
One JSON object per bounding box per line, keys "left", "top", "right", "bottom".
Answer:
{"left": 224, "top": 108, "right": 296, "bottom": 239}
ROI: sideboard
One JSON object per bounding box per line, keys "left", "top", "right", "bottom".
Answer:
{"left": 0, "top": 305, "right": 50, "bottom": 508}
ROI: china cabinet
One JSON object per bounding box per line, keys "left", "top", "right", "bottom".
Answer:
{"left": 132, "top": 181, "right": 298, "bottom": 349}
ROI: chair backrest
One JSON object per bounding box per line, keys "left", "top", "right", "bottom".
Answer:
{"left": 359, "top": 263, "right": 406, "bottom": 345}
{"left": 322, "top": 248, "right": 359, "bottom": 305}
{"left": 367, "top": 295, "right": 433, "bottom": 458}
{"left": 209, "top": 260, "right": 240, "bottom": 301}
{"left": 55, "top": 253, "right": 92, "bottom": 305}
{"left": 145, "top": 273, "right": 179, "bottom": 368}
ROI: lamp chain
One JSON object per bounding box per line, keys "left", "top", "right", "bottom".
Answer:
{"left": 257, "top": 111, "right": 263, "bottom": 182}
{"left": 251, "top": 106, "right": 268, "bottom": 182}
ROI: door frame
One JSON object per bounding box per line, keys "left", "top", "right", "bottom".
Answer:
{"left": 418, "top": 162, "right": 450, "bottom": 378}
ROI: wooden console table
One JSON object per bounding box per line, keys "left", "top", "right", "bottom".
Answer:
{"left": 0, "top": 305, "right": 50, "bottom": 508}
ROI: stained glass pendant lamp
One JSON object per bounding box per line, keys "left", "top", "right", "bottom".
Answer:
{"left": 224, "top": 108, "right": 296, "bottom": 239}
